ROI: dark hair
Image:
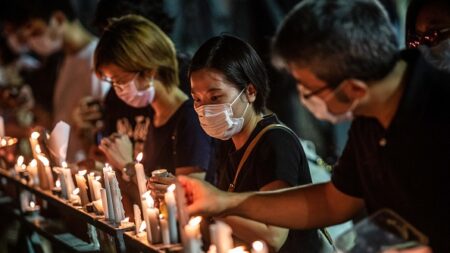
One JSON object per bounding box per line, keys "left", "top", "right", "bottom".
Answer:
{"left": 405, "top": 0, "right": 450, "bottom": 46}
{"left": 93, "top": 0, "right": 173, "bottom": 34}
{"left": 2, "top": 0, "right": 77, "bottom": 26}
{"left": 189, "top": 35, "right": 269, "bottom": 114}
{"left": 272, "top": 0, "right": 399, "bottom": 87}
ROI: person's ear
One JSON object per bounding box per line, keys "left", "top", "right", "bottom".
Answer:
{"left": 245, "top": 83, "right": 257, "bottom": 103}
{"left": 340, "top": 79, "right": 367, "bottom": 100}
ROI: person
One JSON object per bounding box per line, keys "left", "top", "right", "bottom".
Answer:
{"left": 94, "top": 15, "right": 211, "bottom": 206}
{"left": 178, "top": 0, "right": 450, "bottom": 252}
{"left": 7, "top": 0, "right": 110, "bottom": 162}
{"left": 405, "top": 0, "right": 450, "bottom": 71}
{"left": 188, "top": 35, "right": 323, "bottom": 252}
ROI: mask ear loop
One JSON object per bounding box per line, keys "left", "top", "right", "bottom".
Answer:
{"left": 230, "top": 88, "right": 247, "bottom": 106}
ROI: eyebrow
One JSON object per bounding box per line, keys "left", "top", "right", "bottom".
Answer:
{"left": 191, "top": 87, "right": 223, "bottom": 95}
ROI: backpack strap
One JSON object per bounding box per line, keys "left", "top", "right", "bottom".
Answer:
{"left": 228, "top": 123, "right": 290, "bottom": 192}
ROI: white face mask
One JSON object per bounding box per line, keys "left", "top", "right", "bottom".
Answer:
{"left": 27, "top": 18, "right": 63, "bottom": 56}
{"left": 195, "top": 89, "right": 249, "bottom": 140}
{"left": 299, "top": 85, "right": 354, "bottom": 124}
{"left": 115, "top": 75, "right": 155, "bottom": 108}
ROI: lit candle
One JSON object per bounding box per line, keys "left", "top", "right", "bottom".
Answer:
{"left": 133, "top": 204, "right": 142, "bottom": 235}
{"left": 135, "top": 152, "right": 147, "bottom": 198}
{"left": 27, "top": 159, "right": 39, "bottom": 186}
{"left": 184, "top": 216, "right": 203, "bottom": 253}
{"left": 70, "top": 188, "right": 82, "bottom": 205}
{"left": 92, "top": 199, "right": 103, "bottom": 214}
{"left": 143, "top": 191, "right": 161, "bottom": 244}
{"left": 29, "top": 132, "right": 40, "bottom": 159}
{"left": 103, "top": 164, "right": 115, "bottom": 221}
{"left": 210, "top": 221, "right": 233, "bottom": 253}
{"left": 87, "top": 172, "right": 95, "bottom": 202}
{"left": 100, "top": 188, "right": 109, "bottom": 218}
{"left": 51, "top": 179, "right": 62, "bottom": 196}
{"left": 15, "top": 156, "right": 24, "bottom": 175}
{"left": 251, "top": 241, "right": 268, "bottom": 253}
{"left": 108, "top": 171, "right": 125, "bottom": 224}
{"left": 159, "top": 214, "right": 170, "bottom": 245}
{"left": 75, "top": 170, "right": 89, "bottom": 206}
{"left": 26, "top": 200, "right": 40, "bottom": 214}
{"left": 165, "top": 184, "right": 178, "bottom": 243}
{"left": 92, "top": 176, "right": 102, "bottom": 201}
{"left": 38, "top": 155, "right": 54, "bottom": 189}
{"left": 62, "top": 162, "right": 75, "bottom": 200}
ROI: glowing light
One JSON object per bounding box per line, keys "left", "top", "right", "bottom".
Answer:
{"left": 62, "top": 161, "right": 68, "bottom": 168}
{"left": 73, "top": 188, "right": 80, "bottom": 195}
{"left": 31, "top": 132, "right": 40, "bottom": 140}
{"left": 167, "top": 184, "right": 176, "bottom": 192}
{"left": 188, "top": 216, "right": 202, "bottom": 226}
{"left": 78, "top": 170, "right": 87, "bottom": 176}
{"left": 139, "top": 221, "right": 147, "bottom": 232}
{"left": 136, "top": 152, "right": 143, "bottom": 162}
{"left": 17, "top": 156, "right": 24, "bottom": 166}
{"left": 56, "top": 179, "right": 61, "bottom": 188}
{"left": 30, "top": 201, "right": 36, "bottom": 208}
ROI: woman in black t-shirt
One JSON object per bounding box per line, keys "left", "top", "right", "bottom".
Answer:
{"left": 189, "top": 35, "right": 322, "bottom": 253}
{"left": 93, "top": 16, "right": 212, "bottom": 208}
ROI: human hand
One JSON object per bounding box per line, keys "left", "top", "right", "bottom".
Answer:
{"left": 98, "top": 133, "right": 133, "bottom": 170}
{"left": 177, "top": 175, "right": 231, "bottom": 217}
{"left": 73, "top": 96, "right": 104, "bottom": 130}
{"left": 147, "top": 173, "right": 176, "bottom": 199}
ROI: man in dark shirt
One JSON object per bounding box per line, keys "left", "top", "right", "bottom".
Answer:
{"left": 177, "top": 0, "right": 449, "bottom": 252}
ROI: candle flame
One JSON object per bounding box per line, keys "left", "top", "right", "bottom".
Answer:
{"left": 78, "top": 170, "right": 87, "bottom": 176}
{"left": 62, "top": 161, "right": 67, "bottom": 168}
{"left": 89, "top": 172, "right": 95, "bottom": 177}
{"left": 167, "top": 184, "right": 176, "bottom": 192}
{"left": 17, "top": 156, "right": 24, "bottom": 166}
{"left": 7, "top": 138, "right": 15, "bottom": 145}
{"left": 29, "top": 159, "right": 37, "bottom": 167}
{"left": 228, "top": 246, "right": 248, "bottom": 253}
{"left": 136, "top": 152, "right": 143, "bottom": 162}
{"left": 188, "top": 216, "right": 202, "bottom": 226}
{"left": 56, "top": 179, "right": 61, "bottom": 188}
{"left": 31, "top": 132, "right": 40, "bottom": 140}
{"left": 37, "top": 155, "right": 49, "bottom": 167}
{"left": 139, "top": 221, "right": 147, "bottom": 232}
{"left": 0, "top": 139, "right": 6, "bottom": 146}
{"left": 21, "top": 164, "right": 26, "bottom": 171}
{"left": 252, "top": 241, "right": 265, "bottom": 251}
{"left": 159, "top": 214, "right": 165, "bottom": 219}
{"left": 30, "top": 201, "right": 36, "bottom": 208}
{"left": 35, "top": 144, "right": 42, "bottom": 154}
{"left": 73, "top": 188, "right": 80, "bottom": 195}
{"left": 95, "top": 176, "right": 101, "bottom": 181}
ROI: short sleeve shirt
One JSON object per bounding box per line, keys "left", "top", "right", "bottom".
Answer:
{"left": 332, "top": 49, "right": 450, "bottom": 251}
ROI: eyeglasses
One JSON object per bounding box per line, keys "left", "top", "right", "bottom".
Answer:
{"left": 102, "top": 72, "right": 139, "bottom": 87}
{"left": 407, "top": 28, "right": 450, "bottom": 48}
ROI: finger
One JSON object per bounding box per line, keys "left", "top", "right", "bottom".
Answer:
{"left": 149, "top": 176, "right": 175, "bottom": 185}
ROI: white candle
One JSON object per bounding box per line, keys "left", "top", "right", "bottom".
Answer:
{"left": 103, "top": 165, "right": 115, "bottom": 221}
{"left": 38, "top": 155, "right": 54, "bottom": 189}
{"left": 135, "top": 152, "right": 147, "bottom": 198}
{"left": 159, "top": 214, "right": 170, "bottom": 245}
{"left": 210, "top": 221, "right": 233, "bottom": 253}
{"left": 70, "top": 188, "right": 81, "bottom": 205}
{"left": 75, "top": 170, "right": 89, "bottom": 206}
{"left": 251, "top": 241, "right": 268, "bottom": 253}
{"left": 92, "top": 176, "right": 102, "bottom": 201}
{"left": 100, "top": 188, "right": 108, "bottom": 218}
{"left": 143, "top": 192, "right": 161, "bottom": 244}
{"left": 62, "top": 162, "right": 75, "bottom": 199}
{"left": 164, "top": 184, "right": 178, "bottom": 243}
{"left": 29, "top": 132, "right": 40, "bottom": 159}
{"left": 228, "top": 246, "right": 248, "bottom": 253}
{"left": 108, "top": 171, "right": 125, "bottom": 224}
{"left": 27, "top": 159, "right": 39, "bottom": 186}
{"left": 92, "top": 199, "right": 103, "bottom": 213}
{"left": 133, "top": 204, "right": 142, "bottom": 235}
{"left": 184, "top": 216, "right": 203, "bottom": 253}
{"left": 15, "top": 156, "right": 24, "bottom": 175}
{"left": 0, "top": 116, "right": 4, "bottom": 137}
{"left": 87, "top": 172, "right": 95, "bottom": 202}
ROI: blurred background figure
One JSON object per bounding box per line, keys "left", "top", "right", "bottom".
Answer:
{"left": 406, "top": 0, "right": 450, "bottom": 71}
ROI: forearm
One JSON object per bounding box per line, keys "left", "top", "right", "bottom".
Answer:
{"left": 225, "top": 182, "right": 364, "bottom": 229}
{"left": 217, "top": 216, "right": 288, "bottom": 252}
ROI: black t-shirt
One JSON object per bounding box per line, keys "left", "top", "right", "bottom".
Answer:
{"left": 332, "top": 49, "right": 450, "bottom": 251}
{"left": 216, "top": 114, "right": 322, "bottom": 253}
{"left": 142, "top": 99, "right": 212, "bottom": 175}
